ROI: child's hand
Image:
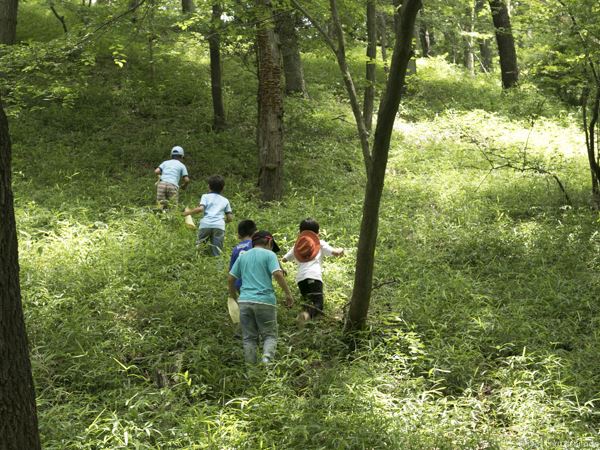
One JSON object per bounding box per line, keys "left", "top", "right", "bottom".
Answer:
{"left": 285, "top": 294, "right": 294, "bottom": 308}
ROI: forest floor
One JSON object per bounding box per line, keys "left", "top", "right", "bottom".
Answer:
{"left": 10, "top": 42, "right": 600, "bottom": 448}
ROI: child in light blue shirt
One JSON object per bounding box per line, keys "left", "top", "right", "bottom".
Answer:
{"left": 154, "top": 146, "right": 189, "bottom": 209}
{"left": 183, "top": 175, "right": 233, "bottom": 256}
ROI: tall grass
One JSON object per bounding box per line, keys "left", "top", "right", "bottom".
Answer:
{"left": 10, "top": 20, "right": 600, "bottom": 448}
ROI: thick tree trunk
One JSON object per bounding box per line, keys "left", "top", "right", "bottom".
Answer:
{"left": 0, "top": 0, "right": 18, "bottom": 44}
{"left": 0, "top": 98, "right": 41, "bottom": 450}
{"left": 181, "top": 0, "right": 194, "bottom": 13}
{"left": 363, "top": 0, "right": 377, "bottom": 132}
{"left": 489, "top": 0, "right": 518, "bottom": 88}
{"left": 274, "top": 9, "right": 307, "bottom": 97}
{"left": 345, "top": 0, "right": 422, "bottom": 331}
{"left": 256, "top": 0, "right": 284, "bottom": 201}
{"left": 209, "top": 2, "right": 226, "bottom": 131}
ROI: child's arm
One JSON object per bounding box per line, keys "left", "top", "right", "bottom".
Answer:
{"left": 183, "top": 205, "right": 204, "bottom": 216}
{"left": 225, "top": 212, "right": 233, "bottom": 223}
{"left": 273, "top": 270, "right": 294, "bottom": 308}
{"left": 332, "top": 248, "right": 344, "bottom": 257}
{"left": 228, "top": 274, "right": 239, "bottom": 300}
{"left": 180, "top": 176, "right": 190, "bottom": 190}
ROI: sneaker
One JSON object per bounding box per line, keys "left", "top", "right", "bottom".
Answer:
{"left": 296, "top": 311, "right": 311, "bottom": 329}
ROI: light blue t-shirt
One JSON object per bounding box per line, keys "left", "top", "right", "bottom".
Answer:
{"left": 230, "top": 247, "right": 281, "bottom": 305}
{"left": 158, "top": 159, "right": 188, "bottom": 187}
{"left": 199, "top": 192, "right": 232, "bottom": 231}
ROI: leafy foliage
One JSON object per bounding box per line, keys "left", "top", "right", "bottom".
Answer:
{"left": 8, "top": 1, "right": 600, "bottom": 448}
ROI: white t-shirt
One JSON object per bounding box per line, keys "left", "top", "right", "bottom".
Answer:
{"left": 284, "top": 240, "right": 334, "bottom": 282}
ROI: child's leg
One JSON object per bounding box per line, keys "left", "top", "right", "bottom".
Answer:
{"left": 298, "top": 279, "right": 324, "bottom": 318}
{"left": 209, "top": 229, "right": 225, "bottom": 257}
{"left": 255, "top": 304, "right": 278, "bottom": 363}
{"left": 239, "top": 303, "right": 259, "bottom": 364}
{"left": 156, "top": 182, "right": 168, "bottom": 209}
{"left": 196, "top": 228, "right": 212, "bottom": 247}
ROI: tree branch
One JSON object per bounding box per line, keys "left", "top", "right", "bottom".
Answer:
{"left": 49, "top": 4, "right": 68, "bottom": 34}
{"left": 289, "top": 0, "right": 337, "bottom": 54}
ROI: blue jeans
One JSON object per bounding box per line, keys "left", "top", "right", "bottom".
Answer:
{"left": 196, "top": 227, "right": 225, "bottom": 256}
{"left": 239, "top": 303, "right": 278, "bottom": 364}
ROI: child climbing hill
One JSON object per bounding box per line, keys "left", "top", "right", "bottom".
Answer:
{"left": 154, "top": 146, "right": 189, "bottom": 209}
{"left": 183, "top": 175, "right": 233, "bottom": 256}
{"left": 282, "top": 218, "right": 344, "bottom": 324}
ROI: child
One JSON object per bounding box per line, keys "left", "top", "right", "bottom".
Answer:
{"left": 154, "top": 146, "right": 189, "bottom": 209}
{"left": 228, "top": 231, "right": 294, "bottom": 364}
{"left": 183, "top": 175, "right": 233, "bottom": 256}
{"left": 282, "top": 218, "right": 344, "bottom": 323}
{"left": 229, "top": 220, "right": 258, "bottom": 292}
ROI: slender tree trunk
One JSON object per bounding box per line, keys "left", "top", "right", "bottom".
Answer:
{"left": 363, "top": 0, "right": 377, "bottom": 133}
{"left": 256, "top": 0, "right": 284, "bottom": 201}
{"left": 181, "top": 0, "right": 194, "bottom": 13}
{"left": 377, "top": 12, "right": 388, "bottom": 73}
{"left": 209, "top": 2, "right": 226, "bottom": 131}
{"left": 475, "top": 0, "right": 492, "bottom": 72}
{"left": 582, "top": 85, "right": 600, "bottom": 208}
{"left": 274, "top": 9, "right": 307, "bottom": 97}
{"left": 346, "top": 0, "right": 422, "bottom": 331}
{"left": 0, "top": 0, "right": 18, "bottom": 44}
{"left": 464, "top": 3, "right": 475, "bottom": 74}
{"left": 0, "top": 97, "right": 41, "bottom": 450}
{"left": 418, "top": 9, "right": 431, "bottom": 57}
{"left": 488, "top": 0, "right": 518, "bottom": 88}
{"left": 419, "top": 25, "right": 431, "bottom": 57}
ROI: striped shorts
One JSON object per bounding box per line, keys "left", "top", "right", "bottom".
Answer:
{"left": 156, "top": 182, "right": 179, "bottom": 207}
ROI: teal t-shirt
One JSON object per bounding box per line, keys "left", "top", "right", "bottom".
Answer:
{"left": 230, "top": 247, "right": 280, "bottom": 305}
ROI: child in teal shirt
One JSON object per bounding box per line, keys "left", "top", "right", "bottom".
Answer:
{"left": 228, "top": 231, "right": 294, "bottom": 364}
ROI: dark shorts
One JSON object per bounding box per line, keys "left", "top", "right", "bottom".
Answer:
{"left": 298, "top": 278, "right": 324, "bottom": 318}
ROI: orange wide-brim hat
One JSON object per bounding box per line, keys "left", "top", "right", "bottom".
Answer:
{"left": 293, "top": 230, "right": 321, "bottom": 263}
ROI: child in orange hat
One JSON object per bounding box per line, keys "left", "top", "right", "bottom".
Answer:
{"left": 282, "top": 218, "right": 344, "bottom": 323}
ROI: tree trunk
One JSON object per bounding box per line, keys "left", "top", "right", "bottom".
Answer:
{"left": 418, "top": 9, "right": 431, "bottom": 57}
{"left": 256, "top": 0, "right": 284, "bottom": 201}
{"left": 0, "top": 97, "right": 41, "bottom": 450}
{"left": 181, "top": 0, "right": 194, "bottom": 13}
{"left": 378, "top": 12, "right": 389, "bottom": 73}
{"left": 489, "top": 0, "right": 518, "bottom": 88}
{"left": 475, "top": 0, "right": 492, "bottom": 72}
{"left": 419, "top": 25, "right": 431, "bottom": 57}
{"left": 464, "top": 3, "right": 475, "bottom": 74}
{"left": 274, "top": 9, "right": 308, "bottom": 97}
{"left": 209, "top": 2, "right": 226, "bottom": 131}
{"left": 345, "top": 0, "right": 422, "bottom": 331}
{"left": 582, "top": 85, "right": 600, "bottom": 208}
{"left": 0, "top": 0, "right": 18, "bottom": 44}
{"left": 363, "top": 0, "right": 377, "bottom": 132}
